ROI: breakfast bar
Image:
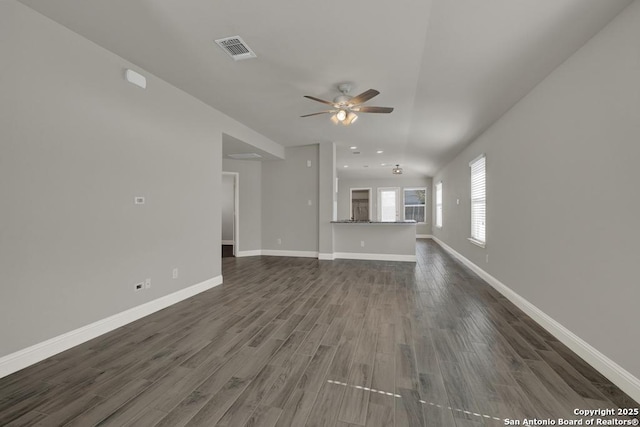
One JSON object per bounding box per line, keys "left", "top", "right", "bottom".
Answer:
{"left": 330, "top": 220, "right": 417, "bottom": 262}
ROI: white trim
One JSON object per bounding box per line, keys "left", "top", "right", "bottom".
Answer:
{"left": 261, "top": 250, "right": 319, "bottom": 258}
{"left": 222, "top": 171, "right": 240, "bottom": 256}
{"left": 467, "top": 237, "right": 486, "bottom": 248}
{"left": 221, "top": 240, "right": 234, "bottom": 245}
{"left": 236, "top": 249, "right": 262, "bottom": 257}
{"left": 416, "top": 234, "right": 433, "bottom": 239}
{"left": 377, "top": 187, "right": 401, "bottom": 222}
{"left": 0, "top": 276, "right": 223, "bottom": 379}
{"left": 318, "top": 253, "right": 335, "bottom": 260}
{"left": 431, "top": 237, "right": 640, "bottom": 403}
{"left": 333, "top": 252, "right": 416, "bottom": 262}
{"left": 402, "top": 187, "right": 427, "bottom": 224}
{"left": 435, "top": 181, "right": 443, "bottom": 229}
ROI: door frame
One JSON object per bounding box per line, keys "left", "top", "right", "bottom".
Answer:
{"left": 222, "top": 172, "right": 240, "bottom": 256}
{"left": 377, "top": 187, "right": 401, "bottom": 222}
{"left": 349, "top": 188, "right": 372, "bottom": 221}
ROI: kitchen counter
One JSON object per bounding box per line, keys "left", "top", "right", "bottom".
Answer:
{"left": 331, "top": 220, "right": 417, "bottom": 224}
{"left": 326, "top": 220, "right": 416, "bottom": 262}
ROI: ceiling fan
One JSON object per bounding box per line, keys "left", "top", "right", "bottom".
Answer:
{"left": 301, "top": 83, "right": 394, "bottom": 125}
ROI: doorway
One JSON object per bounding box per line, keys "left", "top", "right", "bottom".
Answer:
{"left": 377, "top": 187, "right": 400, "bottom": 222}
{"left": 221, "top": 172, "right": 239, "bottom": 257}
{"left": 350, "top": 188, "right": 372, "bottom": 221}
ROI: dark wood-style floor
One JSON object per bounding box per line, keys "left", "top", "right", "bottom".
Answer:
{"left": 1, "top": 239, "right": 637, "bottom": 426}
{"left": 222, "top": 245, "right": 235, "bottom": 258}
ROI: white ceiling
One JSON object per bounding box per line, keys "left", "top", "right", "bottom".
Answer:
{"left": 19, "top": 0, "right": 633, "bottom": 178}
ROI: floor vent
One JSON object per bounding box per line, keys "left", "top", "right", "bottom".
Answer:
{"left": 215, "top": 36, "right": 257, "bottom": 61}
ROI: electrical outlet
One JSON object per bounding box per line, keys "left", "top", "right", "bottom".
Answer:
{"left": 360, "top": 240, "right": 365, "bottom": 247}
{"left": 172, "top": 268, "right": 178, "bottom": 279}
{"left": 134, "top": 282, "right": 143, "bottom": 291}
{"left": 307, "top": 160, "right": 311, "bottom": 168}
{"left": 307, "top": 200, "right": 312, "bottom": 206}
{"left": 145, "top": 278, "right": 151, "bottom": 289}
{"left": 134, "top": 196, "right": 145, "bottom": 205}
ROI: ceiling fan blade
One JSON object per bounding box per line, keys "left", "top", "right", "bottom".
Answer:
{"left": 356, "top": 106, "right": 394, "bottom": 113}
{"left": 348, "top": 89, "right": 379, "bottom": 105}
{"left": 300, "top": 111, "right": 333, "bottom": 117}
{"left": 303, "top": 95, "right": 335, "bottom": 106}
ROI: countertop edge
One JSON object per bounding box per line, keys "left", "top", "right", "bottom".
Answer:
{"left": 331, "top": 221, "right": 417, "bottom": 225}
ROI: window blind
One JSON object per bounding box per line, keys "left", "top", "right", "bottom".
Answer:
{"left": 469, "top": 155, "right": 486, "bottom": 243}
{"left": 435, "top": 182, "right": 443, "bottom": 228}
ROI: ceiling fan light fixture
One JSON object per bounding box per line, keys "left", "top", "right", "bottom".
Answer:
{"left": 302, "top": 85, "right": 393, "bottom": 125}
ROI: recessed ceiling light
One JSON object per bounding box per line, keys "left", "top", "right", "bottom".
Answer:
{"left": 376, "top": 150, "right": 384, "bottom": 154}
{"left": 350, "top": 146, "right": 357, "bottom": 150}
{"left": 344, "top": 165, "right": 349, "bottom": 168}
{"left": 381, "top": 163, "right": 386, "bottom": 166}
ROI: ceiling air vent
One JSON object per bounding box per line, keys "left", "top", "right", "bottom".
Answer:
{"left": 215, "top": 36, "right": 257, "bottom": 61}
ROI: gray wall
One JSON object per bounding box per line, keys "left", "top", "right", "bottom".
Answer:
{"left": 432, "top": 0, "right": 640, "bottom": 378}
{"left": 0, "top": 2, "right": 275, "bottom": 358}
{"left": 222, "top": 159, "right": 263, "bottom": 253}
{"left": 338, "top": 177, "right": 433, "bottom": 235}
{"left": 221, "top": 174, "right": 235, "bottom": 242}
{"left": 262, "top": 145, "right": 319, "bottom": 252}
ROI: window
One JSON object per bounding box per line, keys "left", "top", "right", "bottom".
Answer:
{"left": 469, "top": 154, "right": 486, "bottom": 246}
{"left": 435, "top": 182, "right": 443, "bottom": 228}
{"left": 378, "top": 188, "right": 400, "bottom": 222}
{"left": 403, "top": 188, "right": 426, "bottom": 223}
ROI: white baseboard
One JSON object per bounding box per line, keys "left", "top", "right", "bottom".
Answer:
{"left": 333, "top": 252, "right": 416, "bottom": 262}
{"left": 221, "top": 240, "right": 234, "bottom": 245}
{"left": 0, "top": 275, "right": 223, "bottom": 379}
{"left": 416, "top": 234, "right": 433, "bottom": 239}
{"left": 236, "top": 249, "right": 262, "bottom": 257}
{"left": 431, "top": 237, "right": 640, "bottom": 404}
{"left": 236, "top": 249, "right": 416, "bottom": 262}
{"left": 261, "top": 250, "right": 319, "bottom": 258}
